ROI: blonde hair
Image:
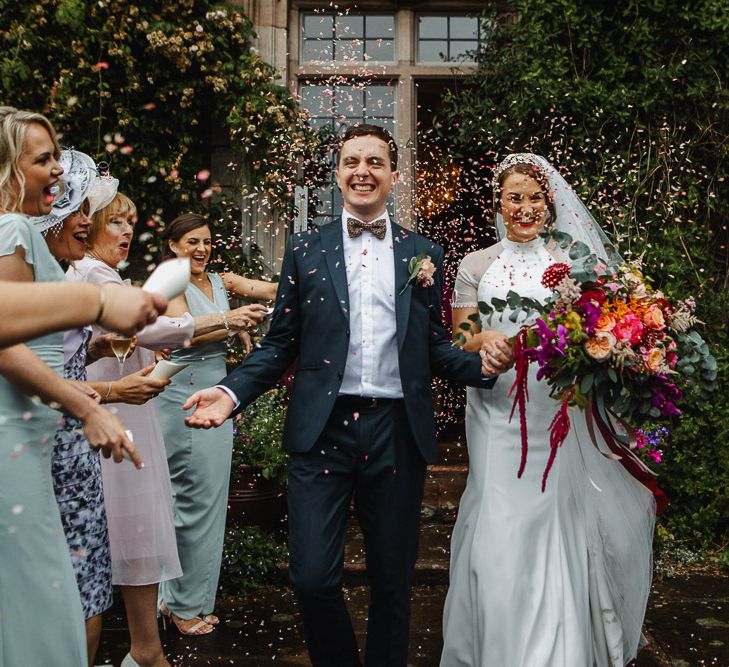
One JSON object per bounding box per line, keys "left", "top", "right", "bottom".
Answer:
{"left": 0, "top": 106, "right": 61, "bottom": 213}
{"left": 89, "top": 192, "right": 137, "bottom": 247}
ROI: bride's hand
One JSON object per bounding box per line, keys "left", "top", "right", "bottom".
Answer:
{"left": 480, "top": 337, "right": 514, "bottom": 376}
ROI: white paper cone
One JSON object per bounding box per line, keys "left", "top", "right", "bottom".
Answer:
{"left": 149, "top": 359, "right": 190, "bottom": 380}
{"left": 142, "top": 257, "right": 190, "bottom": 300}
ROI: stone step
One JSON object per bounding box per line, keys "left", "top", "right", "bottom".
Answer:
{"left": 344, "top": 518, "right": 454, "bottom": 585}
{"left": 436, "top": 438, "right": 469, "bottom": 466}
{"left": 422, "top": 464, "right": 468, "bottom": 514}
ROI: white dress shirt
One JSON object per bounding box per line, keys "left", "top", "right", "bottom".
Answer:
{"left": 339, "top": 208, "right": 403, "bottom": 398}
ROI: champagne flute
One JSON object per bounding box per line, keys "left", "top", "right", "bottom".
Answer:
{"left": 109, "top": 333, "right": 134, "bottom": 376}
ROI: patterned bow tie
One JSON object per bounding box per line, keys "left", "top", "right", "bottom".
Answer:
{"left": 347, "top": 217, "right": 387, "bottom": 240}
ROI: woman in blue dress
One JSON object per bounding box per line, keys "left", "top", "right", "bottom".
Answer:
{"left": 157, "top": 213, "right": 275, "bottom": 635}
{"left": 0, "top": 107, "right": 137, "bottom": 666}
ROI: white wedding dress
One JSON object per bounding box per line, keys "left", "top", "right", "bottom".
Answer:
{"left": 441, "top": 238, "right": 656, "bottom": 667}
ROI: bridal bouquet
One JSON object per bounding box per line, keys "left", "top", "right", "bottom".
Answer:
{"left": 480, "top": 231, "right": 716, "bottom": 498}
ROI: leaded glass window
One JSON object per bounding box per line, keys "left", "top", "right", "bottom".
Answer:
{"left": 300, "top": 82, "right": 397, "bottom": 225}
{"left": 417, "top": 15, "right": 488, "bottom": 63}
{"left": 302, "top": 13, "right": 395, "bottom": 63}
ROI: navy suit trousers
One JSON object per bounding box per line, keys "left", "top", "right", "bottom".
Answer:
{"left": 287, "top": 399, "right": 427, "bottom": 667}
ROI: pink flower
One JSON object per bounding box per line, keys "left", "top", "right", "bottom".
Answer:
{"left": 613, "top": 313, "right": 644, "bottom": 345}
{"left": 416, "top": 258, "right": 436, "bottom": 287}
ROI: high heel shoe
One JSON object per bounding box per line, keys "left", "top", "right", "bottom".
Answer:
{"left": 120, "top": 653, "right": 141, "bottom": 667}
{"left": 159, "top": 600, "right": 214, "bottom": 636}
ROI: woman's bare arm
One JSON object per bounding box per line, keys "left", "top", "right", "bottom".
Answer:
{"left": 221, "top": 272, "right": 277, "bottom": 301}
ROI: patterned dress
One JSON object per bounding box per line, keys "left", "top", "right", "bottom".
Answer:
{"left": 52, "top": 326, "right": 113, "bottom": 619}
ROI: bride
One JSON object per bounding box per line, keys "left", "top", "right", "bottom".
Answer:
{"left": 441, "top": 154, "right": 657, "bottom": 666}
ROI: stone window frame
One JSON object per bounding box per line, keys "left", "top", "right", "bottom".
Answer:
{"left": 289, "top": 2, "right": 485, "bottom": 230}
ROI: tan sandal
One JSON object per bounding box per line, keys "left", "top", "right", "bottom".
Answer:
{"left": 202, "top": 613, "right": 219, "bottom": 625}
{"left": 159, "top": 601, "right": 214, "bottom": 636}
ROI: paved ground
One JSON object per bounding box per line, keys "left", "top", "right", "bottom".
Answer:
{"left": 98, "top": 572, "right": 729, "bottom": 666}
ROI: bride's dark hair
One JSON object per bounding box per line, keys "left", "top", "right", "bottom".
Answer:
{"left": 494, "top": 163, "right": 557, "bottom": 226}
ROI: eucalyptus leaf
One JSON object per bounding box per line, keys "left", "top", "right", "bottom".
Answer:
{"left": 478, "top": 300, "right": 493, "bottom": 315}
{"left": 579, "top": 373, "right": 594, "bottom": 394}
{"left": 569, "top": 240, "right": 591, "bottom": 259}
{"left": 506, "top": 290, "right": 522, "bottom": 309}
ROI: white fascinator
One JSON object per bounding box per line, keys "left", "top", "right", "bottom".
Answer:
{"left": 32, "top": 149, "right": 97, "bottom": 236}
{"left": 87, "top": 162, "right": 119, "bottom": 218}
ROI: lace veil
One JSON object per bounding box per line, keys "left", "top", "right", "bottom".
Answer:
{"left": 454, "top": 154, "right": 617, "bottom": 308}
{"left": 493, "top": 154, "right": 616, "bottom": 259}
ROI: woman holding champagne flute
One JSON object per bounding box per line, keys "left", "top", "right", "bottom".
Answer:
{"left": 33, "top": 149, "right": 171, "bottom": 666}
{"left": 68, "top": 191, "right": 265, "bottom": 667}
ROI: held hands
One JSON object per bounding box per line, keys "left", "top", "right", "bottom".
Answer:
{"left": 100, "top": 284, "right": 168, "bottom": 336}
{"left": 480, "top": 335, "right": 515, "bottom": 376}
{"left": 112, "top": 364, "right": 170, "bottom": 404}
{"left": 226, "top": 303, "right": 268, "bottom": 332}
{"left": 183, "top": 387, "right": 234, "bottom": 429}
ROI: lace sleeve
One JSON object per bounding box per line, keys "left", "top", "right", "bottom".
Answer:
{"left": 452, "top": 244, "right": 503, "bottom": 308}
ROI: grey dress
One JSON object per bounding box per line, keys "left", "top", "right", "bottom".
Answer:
{"left": 0, "top": 213, "right": 86, "bottom": 666}
{"left": 158, "top": 274, "right": 233, "bottom": 619}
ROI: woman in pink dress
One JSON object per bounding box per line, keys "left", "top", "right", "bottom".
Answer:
{"left": 68, "top": 191, "right": 264, "bottom": 667}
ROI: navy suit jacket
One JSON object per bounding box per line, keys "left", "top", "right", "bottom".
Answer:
{"left": 221, "top": 218, "right": 495, "bottom": 464}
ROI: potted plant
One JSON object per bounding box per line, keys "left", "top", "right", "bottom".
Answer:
{"left": 228, "top": 386, "right": 288, "bottom": 532}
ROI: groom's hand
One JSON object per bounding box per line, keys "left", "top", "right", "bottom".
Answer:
{"left": 480, "top": 338, "right": 514, "bottom": 376}
{"left": 183, "top": 387, "right": 234, "bottom": 429}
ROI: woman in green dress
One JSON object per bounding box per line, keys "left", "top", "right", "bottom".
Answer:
{"left": 157, "top": 213, "right": 276, "bottom": 635}
{"left": 0, "top": 107, "right": 137, "bottom": 667}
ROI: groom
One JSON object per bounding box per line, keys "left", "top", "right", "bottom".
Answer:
{"left": 184, "top": 124, "right": 512, "bottom": 666}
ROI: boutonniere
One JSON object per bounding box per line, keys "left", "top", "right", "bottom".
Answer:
{"left": 399, "top": 253, "right": 436, "bottom": 294}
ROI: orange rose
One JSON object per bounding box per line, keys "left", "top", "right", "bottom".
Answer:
{"left": 642, "top": 305, "right": 666, "bottom": 330}
{"left": 645, "top": 347, "right": 666, "bottom": 372}
{"left": 594, "top": 313, "right": 616, "bottom": 333}
{"left": 584, "top": 332, "right": 616, "bottom": 361}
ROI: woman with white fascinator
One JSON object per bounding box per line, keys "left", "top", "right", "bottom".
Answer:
{"left": 33, "top": 148, "right": 170, "bottom": 667}
{"left": 441, "top": 154, "right": 656, "bottom": 666}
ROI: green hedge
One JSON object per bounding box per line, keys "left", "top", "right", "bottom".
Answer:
{"left": 435, "top": 0, "right": 728, "bottom": 549}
